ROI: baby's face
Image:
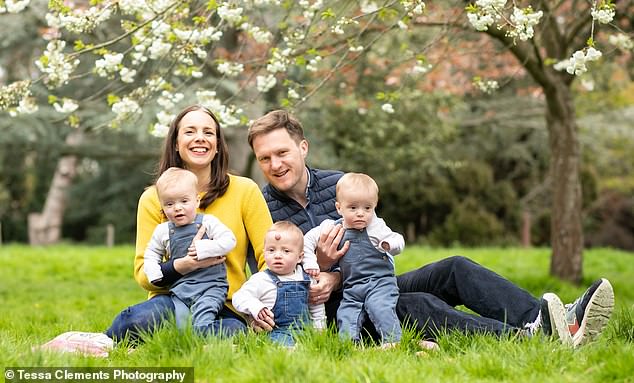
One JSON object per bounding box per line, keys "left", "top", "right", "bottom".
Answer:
{"left": 263, "top": 230, "right": 303, "bottom": 275}
{"left": 159, "top": 184, "right": 198, "bottom": 226}
{"left": 336, "top": 190, "right": 376, "bottom": 230}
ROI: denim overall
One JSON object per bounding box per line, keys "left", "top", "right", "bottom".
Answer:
{"left": 169, "top": 214, "right": 228, "bottom": 331}
{"left": 265, "top": 269, "right": 311, "bottom": 347}
{"left": 337, "top": 221, "right": 402, "bottom": 343}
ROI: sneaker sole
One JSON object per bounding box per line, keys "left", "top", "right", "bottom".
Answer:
{"left": 543, "top": 293, "right": 573, "bottom": 346}
{"left": 573, "top": 278, "right": 614, "bottom": 348}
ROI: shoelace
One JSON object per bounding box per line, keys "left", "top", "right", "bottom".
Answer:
{"left": 524, "top": 310, "right": 542, "bottom": 336}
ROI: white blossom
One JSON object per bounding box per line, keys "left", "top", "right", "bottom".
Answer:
{"left": 287, "top": 88, "right": 300, "bottom": 99}
{"left": 53, "top": 98, "right": 78, "bottom": 114}
{"left": 54, "top": 6, "right": 113, "bottom": 33}
{"left": 349, "top": 45, "right": 364, "bottom": 52}
{"left": 381, "top": 103, "right": 395, "bottom": 114}
{"left": 95, "top": 52, "right": 123, "bottom": 77}
{"left": 508, "top": 7, "right": 543, "bottom": 41}
{"left": 157, "top": 91, "right": 184, "bottom": 109}
{"left": 608, "top": 34, "right": 633, "bottom": 51}
{"left": 256, "top": 74, "right": 277, "bottom": 92}
{"left": 196, "top": 90, "right": 223, "bottom": 112}
{"left": 473, "top": 77, "right": 499, "bottom": 93}
{"left": 34, "top": 40, "right": 80, "bottom": 89}
{"left": 148, "top": 39, "right": 172, "bottom": 60}
{"left": 591, "top": 6, "right": 615, "bottom": 24}
{"left": 151, "top": 122, "right": 170, "bottom": 137}
{"left": 467, "top": 12, "right": 495, "bottom": 31}
{"left": 112, "top": 97, "right": 141, "bottom": 118}
{"left": 218, "top": 4, "right": 243, "bottom": 25}
{"left": 360, "top": 1, "right": 378, "bottom": 14}
{"left": 1, "top": 0, "right": 30, "bottom": 13}
{"left": 217, "top": 61, "right": 244, "bottom": 77}
{"left": 119, "top": 67, "right": 137, "bottom": 83}
{"left": 411, "top": 62, "right": 432, "bottom": 75}
{"left": 15, "top": 96, "right": 38, "bottom": 115}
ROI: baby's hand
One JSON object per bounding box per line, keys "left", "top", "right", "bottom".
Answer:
{"left": 257, "top": 307, "right": 275, "bottom": 323}
{"left": 305, "top": 268, "right": 320, "bottom": 279}
{"left": 187, "top": 225, "right": 207, "bottom": 259}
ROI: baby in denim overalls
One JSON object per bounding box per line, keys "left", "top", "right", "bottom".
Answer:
{"left": 232, "top": 221, "right": 326, "bottom": 347}
{"left": 144, "top": 168, "right": 237, "bottom": 334}
{"left": 304, "top": 173, "right": 404, "bottom": 347}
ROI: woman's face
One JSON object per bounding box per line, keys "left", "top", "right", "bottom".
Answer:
{"left": 176, "top": 110, "right": 218, "bottom": 172}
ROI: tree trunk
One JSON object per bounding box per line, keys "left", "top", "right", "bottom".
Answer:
{"left": 543, "top": 83, "right": 583, "bottom": 284}
{"left": 28, "top": 130, "right": 83, "bottom": 245}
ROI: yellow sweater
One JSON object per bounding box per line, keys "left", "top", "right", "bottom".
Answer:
{"left": 133, "top": 174, "right": 272, "bottom": 312}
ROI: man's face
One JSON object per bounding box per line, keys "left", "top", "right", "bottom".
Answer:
{"left": 252, "top": 128, "right": 308, "bottom": 194}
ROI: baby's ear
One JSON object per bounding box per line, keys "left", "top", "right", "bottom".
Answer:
{"left": 298, "top": 251, "right": 304, "bottom": 262}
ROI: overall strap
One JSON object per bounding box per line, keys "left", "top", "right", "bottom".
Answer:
{"left": 264, "top": 269, "right": 281, "bottom": 284}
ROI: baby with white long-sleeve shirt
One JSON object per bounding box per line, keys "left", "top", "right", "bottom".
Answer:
{"left": 233, "top": 221, "right": 326, "bottom": 338}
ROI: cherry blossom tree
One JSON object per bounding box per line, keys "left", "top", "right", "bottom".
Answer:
{"left": 0, "top": 0, "right": 631, "bottom": 282}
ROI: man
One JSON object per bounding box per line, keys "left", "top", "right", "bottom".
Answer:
{"left": 247, "top": 109, "right": 614, "bottom": 348}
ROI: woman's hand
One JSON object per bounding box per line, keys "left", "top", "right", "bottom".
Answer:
{"left": 316, "top": 224, "right": 349, "bottom": 270}
{"left": 309, "top": 271, "right": 342, "bottom": 305}
{"left": 173, "top": 255, "right": 226, "bottom": 275}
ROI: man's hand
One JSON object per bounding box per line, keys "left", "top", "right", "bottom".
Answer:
{"left": 316, "top": 223, "right": 349, "bottom": 270}
{"left": 309, "top": 271, "right": 342, "bottom": 305}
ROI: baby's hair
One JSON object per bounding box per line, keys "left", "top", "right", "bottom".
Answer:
{"left": 155, "top": 167, "right": 198, "bottom": 200}
{"left": 267, "top": 221, "right": 304, "bottom": 247}
{"left": 336, "top": 172, "right": 379, "bottom": 203}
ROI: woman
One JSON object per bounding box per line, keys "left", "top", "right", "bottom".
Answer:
{"left": 106, "top": 105, "right": 272, "bottom": 340}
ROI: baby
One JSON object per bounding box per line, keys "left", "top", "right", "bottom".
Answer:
{"left": 144, "top": 167, "right": 236, "bottom": 334}
{"left": 304, "top": 172, "right": 404, "bottom": 347}
{"left": 232, "top": 221, "right": 326, "bottom": 347}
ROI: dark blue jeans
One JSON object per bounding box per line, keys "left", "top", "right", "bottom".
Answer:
{"left": 395, "top": 256, "right": 540, "bottom": 338}
{"left": 325, "top": 256, "right": 540, "bottom": 339}
{"left": 105, "top": 294, "right": 246, "bottom": 342}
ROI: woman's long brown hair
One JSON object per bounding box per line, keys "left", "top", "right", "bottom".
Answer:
{"left": 157, "top": 105, "right": 230, "bottom": 209}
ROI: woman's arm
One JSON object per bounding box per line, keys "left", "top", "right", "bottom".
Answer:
{"left": 134, "top": 187, "right": 168, "bottom": 294}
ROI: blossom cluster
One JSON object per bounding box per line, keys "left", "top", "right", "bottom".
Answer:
{"left": 508, "top": 7, "right": 543, "bottom": 41}
{"left": 608, "top": 34, "right": 633, "bottom": 51}
{"left": 590, "top": 2, "right": 615, "bottom": 24}
{"left": 34, "top": 40, "right": 80, "bottom": 89}
{"left": 46, "top": 5, "right": 113, "bottom": 33}
{"left": 555, "top": 47, "right": 602, "bottom": 76}
{"left": 0, "top": 0, "right": 30, "bottom": 13}
{"left": 473, "top": 77, "right": 499, "bottom": 94}
{"left": 467, "top": 0, "right": 506, "bottom": 31}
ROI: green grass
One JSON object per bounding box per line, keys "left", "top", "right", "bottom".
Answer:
{"left": 1, "top": 245, "right": 633, "bottom": 382}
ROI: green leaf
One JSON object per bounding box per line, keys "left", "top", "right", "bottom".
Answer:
{"left": 107, "top": 94, "right": 120, "bottom": 106}
{"left": 321, "top": 8, "right": 336, "bottom": 19}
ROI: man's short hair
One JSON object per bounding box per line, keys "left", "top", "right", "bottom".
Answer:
{"left": 248, "top": 110, "right": 306, "bottom": 148}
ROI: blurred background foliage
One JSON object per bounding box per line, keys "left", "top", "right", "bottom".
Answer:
{"left": 0, "top": 2, "right": 632, "bottom": 249}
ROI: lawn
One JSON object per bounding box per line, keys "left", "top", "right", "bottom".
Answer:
{"left": 1, "top": 245, "right": 632, "bottom": 382}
